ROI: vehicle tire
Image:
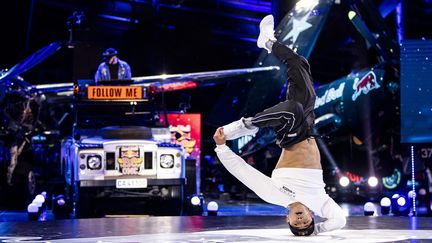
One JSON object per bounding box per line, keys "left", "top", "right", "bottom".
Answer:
{"left": 101, "top": 126, "right": 153, "bottom": 139}
{"left": 166, "top": 185, "right": 185, "bottom": 216}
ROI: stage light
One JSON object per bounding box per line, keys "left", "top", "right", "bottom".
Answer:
{"left": 363, "top": 202, "right": 376, "bottom": 216}
{"left": 207, "top": 201, "right": 219, "bottom": 216}
{"left": 348, "top": 11, "right": 356, "bottom": 20}
{"left": 339, "top": 176, "right": 350, "bottom": 187}
{"left": 408, "top": 190, "right": 416, "bottom": 199}
{"left": 380, "top": 197, "right": 391, "bottom": 215}
{"left": 419, "top": 188, "right": 426, "bottom": 196}
{"left": 397, "top": 196, "right": 406, "bottom": 207}
{"left": 27, "top": 203, "right": 39, "bottom": 221}
{"left": 191, "top": 196, "right": 201, "bottom": 206}
{"left": 295, "top": 0, "right": 319, "bottom": 11}
{"left": 391, "top": 194, "right": 410, "bottom": 216}
{"left": 391, "top": 194, "right": 400, "bottom": 214}
{"left": 33, "top": 194, "right": 45, "bottom": 207}
{"left": 186, "top": 194, "right": 204, "bottom": 216}
{"left": 52, "top": 194, "right": 69, "bottom": 220}
{"left": 368, "top": 176, "right": 378, "bottom": 187}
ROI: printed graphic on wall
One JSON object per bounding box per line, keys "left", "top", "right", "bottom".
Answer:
{"left": 165, "top": 113, "right": 201, "bottom": 162}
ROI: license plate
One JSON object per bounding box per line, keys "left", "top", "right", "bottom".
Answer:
{"left": 116, "top": 178, "right": 147, "bottom": 189}
{"left": 88, "top": 86, "right": 142, "bottom": 100}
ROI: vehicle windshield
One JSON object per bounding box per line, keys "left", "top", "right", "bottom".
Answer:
{"left": 74, "top": 101, "right": 164, "bottom": 129}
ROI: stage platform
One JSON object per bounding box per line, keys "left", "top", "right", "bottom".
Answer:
{"left": 0, "top": 200, "right": 431, "bottom": 242}
{"left": 0, "top": 215, "right": 431, "bottom": 242}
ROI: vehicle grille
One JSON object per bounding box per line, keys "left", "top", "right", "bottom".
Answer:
{"left": 106, "top": 152, "right": 115, "bottom": 170}
{"left": 105, "top": 146, "right": 155, "bottom": 175}
{"left": 144, "top": 152, "right": 153, "bottom": 169}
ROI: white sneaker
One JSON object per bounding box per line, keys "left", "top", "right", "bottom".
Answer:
{"left": 223, "top": 118, "right": 259, "bottom": 140}
{"left": 257, "top": 15, "right": 277, "bottom": 53}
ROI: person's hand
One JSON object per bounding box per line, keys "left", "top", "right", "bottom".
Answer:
{"left": 213, "top": 127, "right": 226, "bottom": 145}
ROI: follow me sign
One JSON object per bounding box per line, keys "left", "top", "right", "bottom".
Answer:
{"left": 87, "top": 86, "right": 143, "bottom": 100}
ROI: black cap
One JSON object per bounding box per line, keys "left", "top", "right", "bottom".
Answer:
{"left": 102, "top": 48, "right": 118, "bottom": 57}
{"left": 289, "top": 218, "right": 315, "bottom": 236}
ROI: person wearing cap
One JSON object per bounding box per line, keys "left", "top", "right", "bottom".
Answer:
{"left": 94, "top": 48, "right": 132, "bottom": 81}
{"left": 213, "top": 15, "right": 346, "bottom": 236}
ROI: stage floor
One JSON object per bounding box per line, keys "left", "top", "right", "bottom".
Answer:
{"left": 1, "top": 198, "right": 431, "bottom": 242}
{"left": 0, "top": 215, "right": 432, "bottom": 242}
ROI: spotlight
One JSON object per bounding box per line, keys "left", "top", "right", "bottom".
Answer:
{"left": 391, "top": 193, "right": 400, "bottom": 214}
{"left": 52, "top": 194, "right": 69, "bottom": 219}
{"left": 339, "top": 176, "right": 350, "bottom": 187}
{"left": 368, "top": 176, "right": 378, "bottom": 187}
{"left": 27, "top": 203, "right": 39, "bottom": 221}
{"left": 380, "top": 197, "right": 391, "bottom": 215}
{"left": 33, "top": 194, "right": 45, "bottom": 207}
{"left": 408, "top": 190, "right": 416, "bottom": 199}
{"left": 363, "top": 202, "right": 376, "bottom": 216}
{"left": 207, "top": 201, "right": 219, "bottom": 216}
{"left": 186, "top": 194, "right": 204, "bottom": 216}
{"left": 397, "top": 196, "right": 406, "bottom": 207}
{"left": 391, "top": 194, "right": 410, "bottom": 216}
{"left": 419, "top": 188, "right": 426, "bottom": 196}
{"left": 191, "top": 196, "right": 201, "bottom": 206}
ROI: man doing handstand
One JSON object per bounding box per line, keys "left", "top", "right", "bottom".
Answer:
{"left": 213, "top": 15, "right": 346, "bottom": 236}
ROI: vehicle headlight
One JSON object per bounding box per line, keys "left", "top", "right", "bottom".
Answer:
{"left": 87, "top": 155, "right": 102, "bottom": 170}
{"left": 160, "top": 154, "right": 174, "bottom": 168}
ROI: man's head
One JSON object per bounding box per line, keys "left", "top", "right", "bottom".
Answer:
{"left": 286, "top": 202, "right": 315, "bottom": 236}
{"left": 102, "top": 48, "right": 119, "bottom": 65}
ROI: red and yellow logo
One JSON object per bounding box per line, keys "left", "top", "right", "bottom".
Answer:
{"left": 118, "top": 146, "right": 143, "bottom": 175}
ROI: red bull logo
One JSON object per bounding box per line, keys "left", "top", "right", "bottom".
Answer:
{"left": 352, "top": 71, "right": 381, "bottom": 101}
{"left": 118, "top": 146, "right": 143, "bottom": 175}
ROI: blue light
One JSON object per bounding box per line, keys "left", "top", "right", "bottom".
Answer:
{"left": 396, "top": 3, "right": 404, "bottom": 43}
{"left": 410, "top": 146, "right": 416, "bottom": 214}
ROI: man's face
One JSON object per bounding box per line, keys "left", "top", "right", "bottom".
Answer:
{"left": 108, "top": 56, "right": 118, "bottom": 65}
{"left": 286, "top": 203, "right": 313, "bottom": 229}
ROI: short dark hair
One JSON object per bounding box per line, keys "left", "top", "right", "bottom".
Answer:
{"left": 289, "top": 218, "right": 315, "bottom": 236}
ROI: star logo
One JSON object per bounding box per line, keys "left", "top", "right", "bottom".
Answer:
{"left": 283, "top": 15, "right": 312, "bottom": 45}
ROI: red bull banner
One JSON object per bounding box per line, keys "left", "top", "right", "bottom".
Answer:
{"left": 164, "top": 113, "right": 201, "bottom": 162}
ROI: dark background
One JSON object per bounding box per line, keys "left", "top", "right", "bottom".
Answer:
{"left": 2, "top": 0, "right": 432, "bottom": 133}
{"left": 2, "top": 0, "right": 431, "bottom": 83}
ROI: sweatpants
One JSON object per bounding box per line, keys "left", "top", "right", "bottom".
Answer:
{"left": 250, "top": 42, "right": 316, "bottom": 148}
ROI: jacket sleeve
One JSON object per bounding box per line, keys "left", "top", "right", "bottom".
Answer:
{"left": 314, "top": 197, "right": 346, "bottom": 234}
{"left": 215, "top": 144, "right": 294, "bottom": 207}
{"left": 125, "top": 63, "right": 132, "bottom": 79}
{"left": 94, "top": 64, "right": 102, "bottom": 81}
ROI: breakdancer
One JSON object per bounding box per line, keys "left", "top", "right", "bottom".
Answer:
{"left": 213, "top": 15, "right": 346, "bottom": 236}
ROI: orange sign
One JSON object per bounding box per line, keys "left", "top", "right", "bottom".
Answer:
{"left": 87, "top": 86, "right": 143, "bottom": 100}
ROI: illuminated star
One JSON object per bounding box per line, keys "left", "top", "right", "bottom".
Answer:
{"left": 283, "top": 15, "right": 312, "bottom": 45}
